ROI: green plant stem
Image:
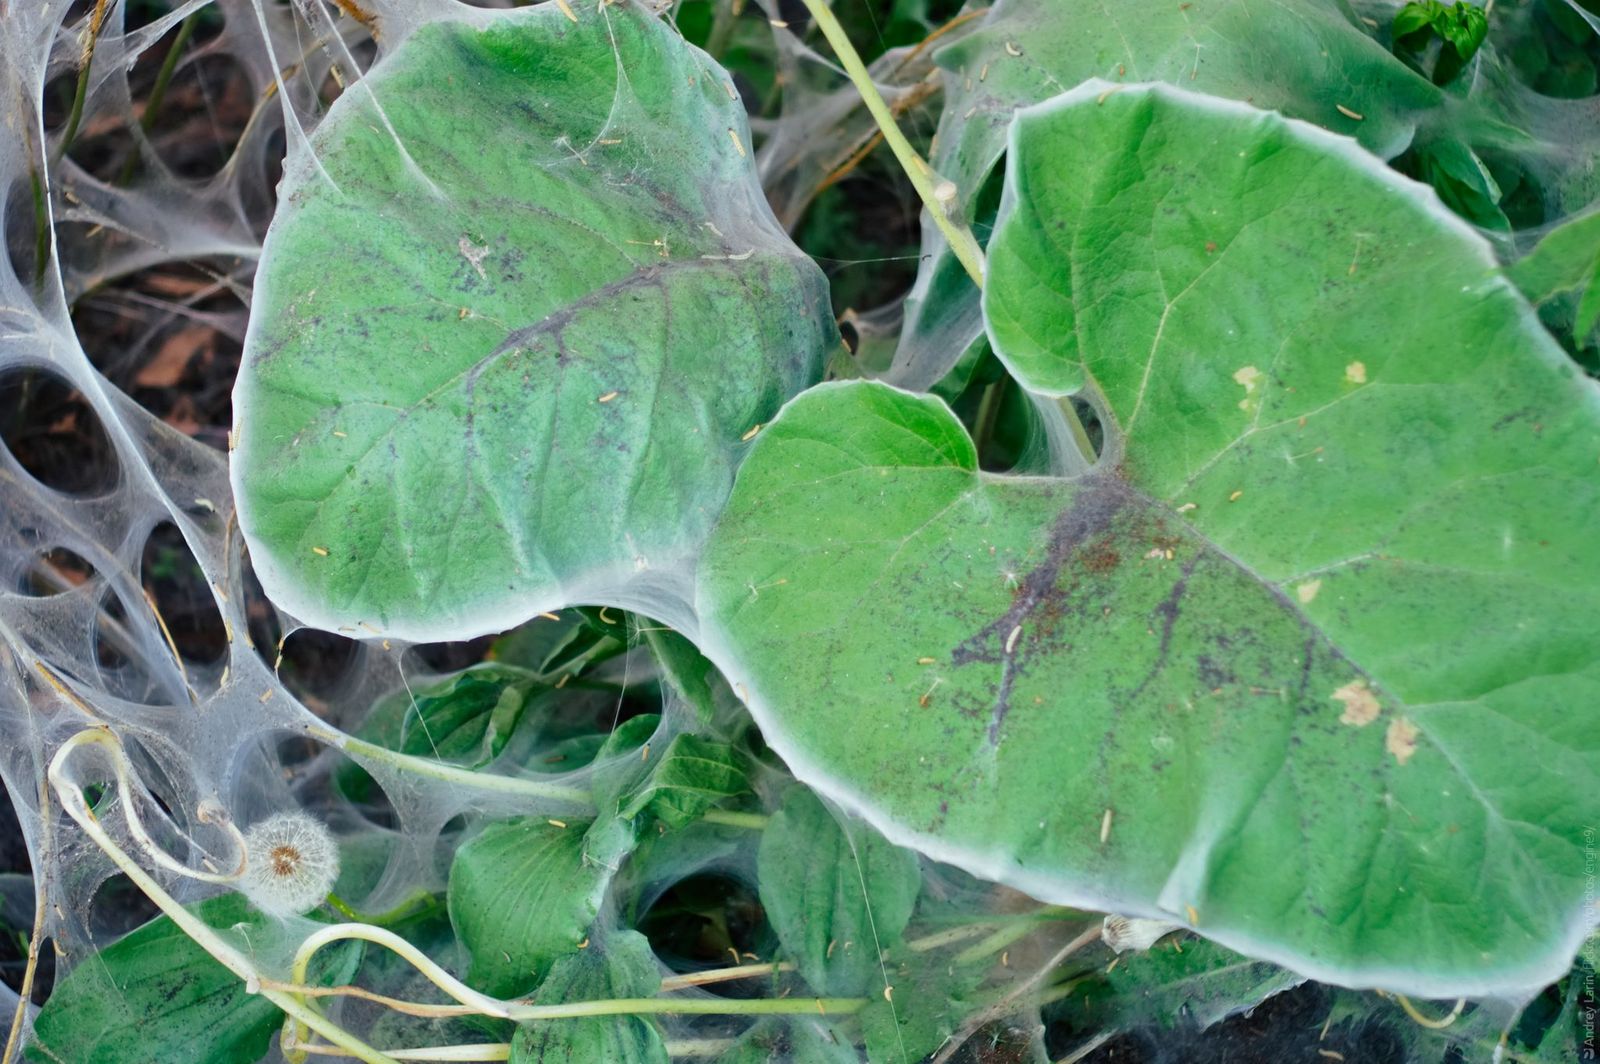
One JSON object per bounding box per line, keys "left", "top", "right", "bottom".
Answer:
{"left": 292, "top": 1038, "right": 739, "bottom": 1060}
{"left": 706, "top": 0, "right": 738, "bottom": 58}
{"left": 796, "top": 0, "right": 987, "bottom": 288}
{"left": 953, "top": 920, "right": 1042, "bottom": 966}
{"left": 326, "top": 888, "right": 438, "bottom": 928}
{"left": 320, "top": 726, "right": 767, "bottom": 830}
{"left": 113, "top": 12, "right": 200, "bottom": 185}
{"left": 906, "top": 905, "right": 1078, "bottom": 955}
{"left": 28, "top": 168, "right": 47, "bottom": 286}
{"left": 1054, "top": 397, "right": 1098, "bottom": 473}
{"left": 952, "top": 906, "right": 1076, "bottom": 966}
{"left": 327, "top": 730, "right": 592, "bottom": 805}
{"left": 56, "top": 0, "right": 111, "bottom": 162}
{"left": 291, "top": 1041, "right": 508, "bottom": 1062}
{"left": 665, "top": 1039, "right": 737, "bottom": 1058}
{"left": 972, "top": 377, "right": 1007, "bottom": 459}
{"left": 140, "top": 13, "right": 198, "bottom": 130}
{"left": 285, "top": 922, "right": 859, "bottom": 1054}
{"left": 906, "top": 922, "right": 994, "bottom": 953}
{"left": 509, "top": 996, "right": 867, "bottom": 1020}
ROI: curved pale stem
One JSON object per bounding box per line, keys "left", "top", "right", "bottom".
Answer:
{"left": 291, "top": 924, "right": 512, "bottom": 1020}
{"left": 55, "top": 728, "right": 241, "bottom": 885}
{"left": 325, "top": 730, "right": 592, "bottom": 806}
{"left": 311, "top": 727, "right": 766, "bottom": 830}
{"left": 1391, "top": 994, "right": 1467, "bottom": 1030}
{"left": 47, "top": 729, "right": 398, "bottom": 1064}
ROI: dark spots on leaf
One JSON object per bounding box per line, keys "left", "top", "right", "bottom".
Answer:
{"left": 1197, "top": 654, "right": 1233, "bottom": 690}
{"left": 954, "top": 475, "right": 1133, "bottom": 744}
{"left": 1492, "top": 407, "right": 1538, "bottom": 434}
{"left": 1082, "top": 541, "right": 1121, "bottom": 573}
{"left": 1151, "top": 558, "right": 1198, "bottom": 663}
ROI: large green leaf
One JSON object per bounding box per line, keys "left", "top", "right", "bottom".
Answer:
{"left": 27, "top": 895, "right": 357, "bottom": 1064}
{"left": 587, "top": 713, "right": 748, "bottom": 829}
{"left": 756, "top": 788, "right": 921, "bottom": 998}
{"left": 895, "top": 0, "right": 1441, "bottom": 389}
{"left": 857, "top": 938, "right": 984, "bottom": 1064}
{"left": 448, "top": 816, "right": 627, "bottom": 997}
{"left": 698, "top": 84, "right": 1600, "bottom": 996}
{"left": 232, "top": 4, "right": 833, "bottom": 641}
{"left": 509, "top": 929, "right": 667, "bottom": 1064}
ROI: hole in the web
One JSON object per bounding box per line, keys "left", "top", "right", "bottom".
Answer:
{"left": 92, "top": 587, "right": 164, "bottom": 703}
{"left": 243, "top": 553, "right": 365, "bottom": 712}
{"left": 0, "top": 367, "right": 120, "bottom": 496}
{"left": 17, "top": 543, "right": 97, "bottom": 598}
{"left": 141, "top": 520, "right": 226, "bottom": 666}
{"left": 638, "top": 872, "right": 772, "bottom": 995}
{"left": 39, "top": 72, "right": 75, "bottom": 133}
{"left": 144, "top": 53, "right": 254, "bottom": 179}
{"left": 74, "top": 259, "right": 247, "bottom": 451}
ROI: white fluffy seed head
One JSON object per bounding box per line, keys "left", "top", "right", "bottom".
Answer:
{"left": 239, "top": 812, "right": 339, "bottom": 917}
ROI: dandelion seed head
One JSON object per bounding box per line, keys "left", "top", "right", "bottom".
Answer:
{"left": 239, "top": 812, "right": 339, "bottom": 917}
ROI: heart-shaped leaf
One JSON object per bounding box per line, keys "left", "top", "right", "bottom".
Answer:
{"left": 895, "top": 0, "right": 1441, "bottom": 390}
{"left": 698, "top": 84, "right": 1600, "bottom": 996}
{"left": 232, "top": 5, "right": 833, "bottom": 640}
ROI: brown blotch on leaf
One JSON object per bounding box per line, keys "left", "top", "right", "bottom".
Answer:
{"left": 1083, "top": 544, "right": 1121, "bottom": 573}
{"left": 1386, "top": 717, "right": 1419, "bottom": 764}
{"left": 1332, "top": 679, "right": 1380, "bottom": 726}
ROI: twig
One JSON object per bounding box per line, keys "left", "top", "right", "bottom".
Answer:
{"left": 1390, "top": 993, "right": 1466, "bottom": 1030}
{"left": 659, "top": 960, "right": 795, "bottom": 990}
{"left": 890, "top": 6, "right": 990, "bottom": 76}
{"left": 813, "top": 74, "right": 940, "bottom": 197}
{"left": 141, "top": 586, "right": 195, "bottom": 703}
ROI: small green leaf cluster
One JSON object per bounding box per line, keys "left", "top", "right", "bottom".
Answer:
{"left": 1393, "top": 1, "right": 1490, "bottom": 84}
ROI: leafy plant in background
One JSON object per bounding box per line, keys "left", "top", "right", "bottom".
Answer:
{"left": 1393, "top": 1, "right": 1490, "bottom": 84}
{"left": 1, "top": 2, "right": 1598, "bottom": 1064}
